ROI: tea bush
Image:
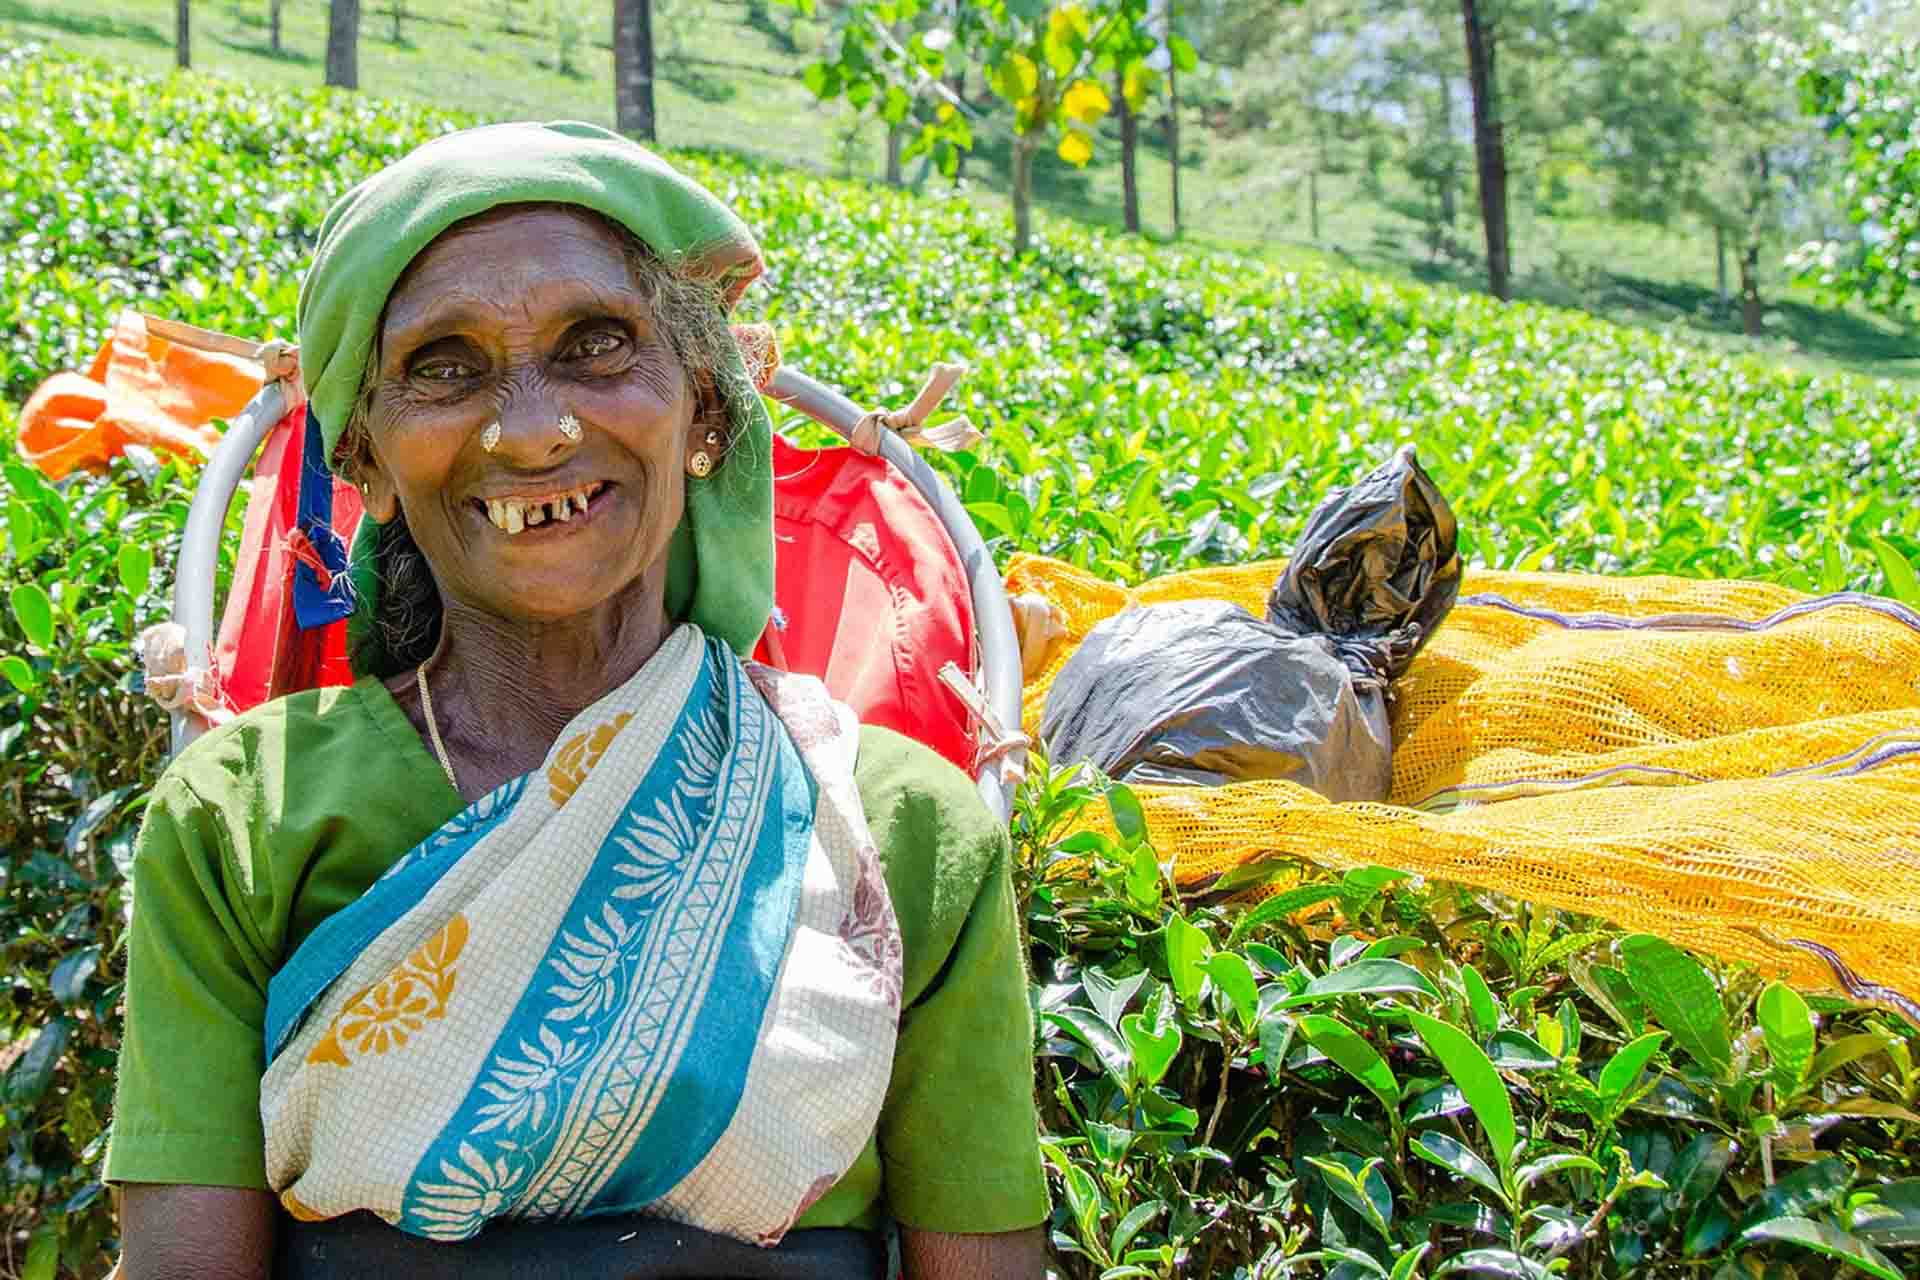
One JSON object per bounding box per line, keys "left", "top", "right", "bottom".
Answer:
{"left": 3, "top": 44, "right": 1918, "bottom": 1279}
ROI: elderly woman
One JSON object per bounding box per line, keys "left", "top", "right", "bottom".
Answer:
{"left": 106, "top": 123, "right": 1047, "bottom": 1279}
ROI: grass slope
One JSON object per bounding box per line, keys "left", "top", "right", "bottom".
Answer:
{"left": 6, "top": 0, "right": 1919, "bottom": 383}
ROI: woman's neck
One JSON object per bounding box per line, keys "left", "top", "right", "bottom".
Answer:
{"left": 403, "top": 571, "right": 676, "bottom": 794}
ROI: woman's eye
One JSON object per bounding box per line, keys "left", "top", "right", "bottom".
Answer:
{"left": 413, "top": 360, "right": 472, "bottom": 383}
{"left": 570, "top": 330, "right": 626, "bottom": 360}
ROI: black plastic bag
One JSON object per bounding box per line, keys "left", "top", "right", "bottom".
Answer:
{"left": 1040, "top": 447, "right": 1459, "bottom": 801}
{"left": 1267, "top": 443, "right": 1461, "bottom": 690}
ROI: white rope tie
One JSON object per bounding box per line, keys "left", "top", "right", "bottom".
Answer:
{"left": 938, "top": 661, "right": 1029, "bottom": 785}
{"left": 849, "top": 364, "right": 985, "bottom": 456}
{"left": 137, "top": 622, "right": 230, "bottom": 726}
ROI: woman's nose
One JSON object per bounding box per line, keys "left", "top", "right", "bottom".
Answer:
{"left": 489, "top": 396, "right": 579, "bottom": 463}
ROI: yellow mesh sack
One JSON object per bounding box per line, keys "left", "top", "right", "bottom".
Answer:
{"left": 1006, "top": 553, "right": 1920, "bottom": 1001}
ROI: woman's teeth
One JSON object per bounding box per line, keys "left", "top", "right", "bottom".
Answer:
{"left": 484, "top": 483, "right": 601, "bottom": 534}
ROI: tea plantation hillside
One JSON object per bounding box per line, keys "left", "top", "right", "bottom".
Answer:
{"left": 7, "top": 49, "right": 1920, "bottom": 593}
{"left": 3, "top": 45, "right": 1919, "bottom": 1280}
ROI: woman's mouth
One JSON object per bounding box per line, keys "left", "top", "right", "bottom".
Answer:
{"left": 474, "top": 480, "right": 610, "bottom": 535}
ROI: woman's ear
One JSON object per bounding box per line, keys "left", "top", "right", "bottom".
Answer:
{"left": 684, "top": 373, "right": 730, "bottom": 473}
{"left": 357, "top": 454, "right": 401, "bottom": 523}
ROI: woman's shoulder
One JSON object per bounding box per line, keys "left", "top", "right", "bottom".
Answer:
{"left": 155, "top": 679, "right": 397, "bottom": 808}
{"left": 851, "top": 725, "right": 1005, "bottom": 864}
{"left": 138, "top": 678, "right": 461, "bottom": 966}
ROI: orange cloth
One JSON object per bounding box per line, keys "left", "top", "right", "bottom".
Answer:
{"left": 17, "top": 312, "right": 264, "bottom": 479}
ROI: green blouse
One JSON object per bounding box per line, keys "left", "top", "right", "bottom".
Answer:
{"left": 106, "top": 676, "right": 1048, "bottom": 1236}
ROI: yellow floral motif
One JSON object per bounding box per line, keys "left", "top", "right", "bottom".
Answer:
{"left": 547, "top": 713, "right": 633, "bottom": 807}
{"left": 306, "top": 914, "right": 469, "bottom": 1069}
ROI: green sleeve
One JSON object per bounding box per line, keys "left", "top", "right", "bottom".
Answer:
{"left": 105, "top": 771, "right": 275, "bottom": 1189}
{"left": 857, "top": 728, "right": 1050, "bottom": 1234}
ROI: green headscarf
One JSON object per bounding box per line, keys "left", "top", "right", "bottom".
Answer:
{"left": 296, "top": 120, "right": 772, "bottom": 671}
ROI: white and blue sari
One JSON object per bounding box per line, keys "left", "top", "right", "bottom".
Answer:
{"left": 259, "top": 626, "right": 904, "bottom": 1246}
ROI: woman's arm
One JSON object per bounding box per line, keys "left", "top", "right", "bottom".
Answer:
{"left": 119, "top": 1184, "right": 277, "bottom": 1280}
{"left": 900, "top": 1225, "right": 1046, "bottom": 1280}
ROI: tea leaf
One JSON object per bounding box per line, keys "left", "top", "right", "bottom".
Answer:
{"left": 1226, "top": 884, "right": 1343, "bottom": 946}
{"left": 117, "top": 541, "right": 153, "bottom": 598}
{"left": 1411, "top": 1131, "right": 1507, "bottom": 1206}
{"left": 1046, "top": 1008, "right": 1132, "bottom": 1085}
{"left": 5, "top": 1017, "right": 73, "bottom": 1108}
{"left": 1597, "top": 1031, "right": 1668, "bottom": 1102}
{"left": 1432, "top": 1247, "right": 1551, "bottom": 1278}
{"left": 0, "top": 654, "right": 36, "bottom": 692}
{"left": 11, "top": 582, "right": 55, "bottom": 649}
{"left": 1869, "top": 537, "right": 1920, "bottom": 606}
{"left": 1462, "top": 964, "right": 1499, "bottom": 1039}
{"left": 1739, "top": 1217, "right": 1902, "bottom": 1280}
{"left": 1757, "top": 981, "right": 1814, "bottom": 1096}
{"left": 49, "top": 947, "right": 99, "bottom": 1007}
{"left": 1407, "top": 1010, "right": 1518, "bottom": 1184}
{"left": 1298, "top": 1014, "right": 1400, "bottom": 1108}
{"left": 1283, "top": 958, "right": 1439, "bottom": 1008}
{"left": 1204, "top": 952, "right": 1260, "bottom": 1032}
{"left": 1850, "top": 1180, "right": 1920, "bottom": 1248}
{"left": 1164, "top": 915, "right": 1210, "bottom": 1008}
{"left": 1120, "top": 1011, "right": 1181, "bottom": 1089}
{"left": 1807, "top": 1031, "right": 1894, "bottom": 1085}
{"left": 1619, "top": 934, "right": 1732, "bottom": 1079}
{"left": 22, "top": 1226, "right": 58, "bottom": 1280}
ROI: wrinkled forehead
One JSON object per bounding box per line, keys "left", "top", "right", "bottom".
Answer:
{"left": 379, "top": 203, "right": 643, "bottom": 345}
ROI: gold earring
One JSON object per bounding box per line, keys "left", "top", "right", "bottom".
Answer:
{"left": 557, "top": 413, "right": 582, "bottom": 443}
{"left": 480, "top": 422, "right": 501, "bottom": 453}
{"left": 688, "top": 451, "right": 714, "bottom": 478}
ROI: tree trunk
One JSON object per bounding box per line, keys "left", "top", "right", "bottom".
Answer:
{"left": 1305, "top": 0, "right": 1320, "bottom": 242}
{"left": 949, "top": 72, "right": 968, "bottom": 181}
{"left": 1437, "top": 69, "right": 1456, "bottom": 226}
{"left": 326, "top": 0, "right": 360, "bottom": 88}
{"left": 269, "top": 0, "right": 283, "bottom": 53}
{"left": 1715, "top": 224, "right": 1728, "bottom": 304}
{"left": 885, "top": 126, "right": 903, "bottom": 187}
{"left": 613, "top": 0, "right": 658, "bottom": 142}
{"left": 1167, "top": 61, "right": 1182, "bottom": 238}
{"left": 175, "top": 0, "right": 190, "bottom": 68}
{"left": 1740, "top": 242, "right": 1763, "bottom": 336}
{"left": 1117, "top": 67, "right": 1140, "bottom": 234}
{"left": 390, "top": 0, "right": 403, "bottom": 44}
{"left": 1012, "top": 130, "right": 1036, "bottom": 253}
{"left": 1459, "top": 0, "right": 1511, "bottom": 300}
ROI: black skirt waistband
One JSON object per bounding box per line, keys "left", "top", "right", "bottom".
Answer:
{"left": 275, "top": 1211, "right": 886, "bottom": 1280}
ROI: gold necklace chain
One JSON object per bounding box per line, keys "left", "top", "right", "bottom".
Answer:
{"left": 416, "top": 665, "right": 460, "bottom": 793}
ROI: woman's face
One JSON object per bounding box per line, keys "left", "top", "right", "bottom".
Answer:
{"left": 362, "top": 206, "right": 707, "bottom": 627}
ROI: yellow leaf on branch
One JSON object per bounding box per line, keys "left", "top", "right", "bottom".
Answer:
{"left": 1062, "top": 79, "right": 1111, "bottom": 124}
{"left": 1048, "top": 5, "right": 1090, "bottom": 42}
{"left": 1057, "top": 126, "right": 1093, "bottom": 167}
{"left": 1122, "top": 63, "right": 1158, "bottom": 111}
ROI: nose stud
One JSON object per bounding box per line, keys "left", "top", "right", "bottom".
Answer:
{"left": 480, "top": 422, "right": 501, "bottom": 453}
{"left": 557, "top": 413, "right": 582, "bottom": 443}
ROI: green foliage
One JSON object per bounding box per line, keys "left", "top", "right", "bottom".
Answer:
{"left": 1019, "top": 766, "right": 1920, "bottom": 1277}
{"left": 788, "top": 0, "right": 1155, "bottom": 166}
{"left": 1794, "top": 31, "right": 1920, "bottom": 320}
{"left": 784, "top": 0, "right": 1158, "bottom": 247}
{"left": 4, "top": 45, "right": 1920, "bottom": 1277}
{"left": 0, "top": 447, "right": 211, "bottom": 1277}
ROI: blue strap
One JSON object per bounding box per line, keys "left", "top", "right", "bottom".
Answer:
{"left": 293, "top": 404, "right": 356, "bottom": 630}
